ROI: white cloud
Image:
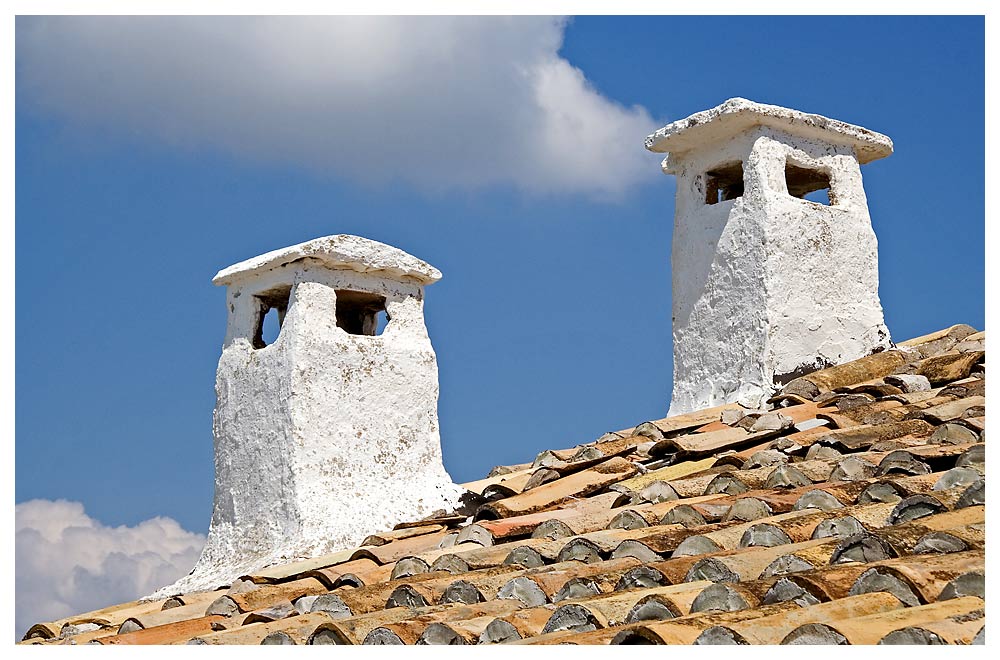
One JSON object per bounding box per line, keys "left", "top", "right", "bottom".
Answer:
{"left": 16, "top": 16, "right": 661, "bottom": 196}
{"left": 14, "top": 499, "right": 204, "bottom": 641}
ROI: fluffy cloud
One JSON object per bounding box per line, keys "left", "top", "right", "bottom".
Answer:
{"left": 15, "top": 499, "right": 204, "bottom": 641}
{"left": 16, "top": 16, "right": 660, "bottom": 196}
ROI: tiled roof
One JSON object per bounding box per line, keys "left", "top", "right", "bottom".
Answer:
{"left": 20, "top": 324, "right": 985, "bottom": 645}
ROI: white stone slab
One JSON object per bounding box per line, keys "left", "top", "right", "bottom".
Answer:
{"left": 646, "top": 97, "right": 893, "bottom": 170}
{"left": 213, "top": 234, "right": 442, "bottom": 286}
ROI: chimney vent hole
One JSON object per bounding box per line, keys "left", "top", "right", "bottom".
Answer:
{"left": 703, "top": 161, "right": 745, "bottom": 205}
{"left": 335, "top": 290, "right": 389, "bottom": 336}
{"left": 785, "top": 161, "right": 834, "bottom": 205}
{"left": 260, "top": 308, "right": 281, "bottom": 346}
{"left": 252, "top": 285, "right": 291, "bottom": 349}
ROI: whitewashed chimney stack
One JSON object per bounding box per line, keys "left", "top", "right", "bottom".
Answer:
{"left": 646, "top": 98, "right": 893, "bottom": 415}
{"left": 159, "top": 235, "right": 465, "bottom": 594}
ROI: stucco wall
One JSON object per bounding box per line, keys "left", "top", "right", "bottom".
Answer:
{"left": 666, "top": 126, "right": 890, "bottom": 415}
{"left": 154, "top": 257, "right": 463, "bottom": 596}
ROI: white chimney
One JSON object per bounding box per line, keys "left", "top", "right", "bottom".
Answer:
{"left": 646, "top": 98, "right": 893, "bottom": 415}
{"left": 161, "top": 234, "right": 465, "bottom": 594}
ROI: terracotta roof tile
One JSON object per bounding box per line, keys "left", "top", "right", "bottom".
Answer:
{"left": 29, "top": 324, "right": 988, "bottom": 645}
{"left": 302, "top": 557, "right": 393, "bottom": 589}
{"left": 479, "top": 604, "right": 557, "bottom": 643}
{"left": 476, "top": 456, "right": 638, "bottom": 518}
{"left": 780, "top": 596, "right": 984, "bottom": 644}
{"left": 189, "top": 611, "right": 336, "bottom": 645}
{"left": 98, "top": 615, "right": 227, "bottom": 645}
{"left": 691, "top": 591, "right": 909, "bottom": 644}
{"left": 238, "top": 550, "right": 355, "bottom": 584}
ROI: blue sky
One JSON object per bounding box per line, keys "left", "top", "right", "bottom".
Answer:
{"left": 15, "top": 14, "right": 984, "bottom": 545}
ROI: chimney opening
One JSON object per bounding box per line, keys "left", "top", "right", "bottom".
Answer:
{"left": 703, "top": 161, "right": 745, "bottom": 205}
{"left": 335, "top": 289, "right": 389, "bottom": 336}
{"left": 376, "top": 309, "right": 390, "bottom": 334}
{"left": 785, "top": 161, "right": 834, "bottom": 205}
{"left": 252, "top": 285, "right": 291, "bottom": 349}
{"left": 260, "top": 308, "right": 281, "bottom": 346}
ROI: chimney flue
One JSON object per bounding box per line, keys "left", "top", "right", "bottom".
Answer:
{"left": 646, "top": 98, "right": 893, "bottom": 415}
{"left": 158, "top": 234, "right": 465, "bottom": 595}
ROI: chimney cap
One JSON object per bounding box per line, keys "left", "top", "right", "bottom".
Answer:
{"left": 645, "top": 97, "right": 893, "bottom": 165}
{"left": 212, "top": 234, "right": 442, "bottom": 287}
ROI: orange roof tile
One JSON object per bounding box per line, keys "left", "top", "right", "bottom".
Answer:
{"left": 22, "top": 325, "right": 987, "bottom": 646}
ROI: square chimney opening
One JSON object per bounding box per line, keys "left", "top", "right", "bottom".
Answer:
{"left": 252, "top": 285, "right": 292, "bottom": 349}
{"left": 785, "top": 162, "right": 834, "bottom": 205}
{"left": 704, "top": 162, "right": 745, "bottom": 205}
{"left": 336, "top": 290, "right": 388, "bottom": 336}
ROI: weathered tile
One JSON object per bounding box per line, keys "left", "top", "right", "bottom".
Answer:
{"left": 632, "top": 403, "right": 744, "bottom": 440}
{"left": 813, "top": 419, "right": 935, "bottom": 451}
{"left": 780, "top": 596, "right": 984, "bottom": 644}
{"left": 206, "top": 576, "right": 328, "bottom": 616}
{"left": 781, "top": 350, "right": 909, "bottom": 400}
{"left": 240, "top": 549, "right": 356, "bottom": 584}
{"left": 476, "top": 457, "right": 638, "bottom": 519}
{"left": 689, "top": 592, "right": 905, "bottom": 644}
{"left": 98, "top": 615, "right": 227, "bottom": 645}
{"left": 611, "top": 457, "right": 717, "bottom": 496}
{"left": 915, "top": 351, "right": 985, "bottom": 385}
{"left": 36, "top": 324, "right": 988, "bottom": 647}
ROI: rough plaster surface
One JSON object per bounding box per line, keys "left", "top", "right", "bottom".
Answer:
{"left": 646, "top": 97, "right": 894, "bottom": 168}
{"left": 153, "top": 236, "right": 463, "bottom": 597}
{"left": 213, "top": 233, "right": 442, "bottom": 287}
{"left": 647, "top": 100, "right": 892, "bottom": 416}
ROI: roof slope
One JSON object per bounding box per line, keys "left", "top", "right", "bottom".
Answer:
{"left": 21, "top": 324, "right": 985, "bottom": 646}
